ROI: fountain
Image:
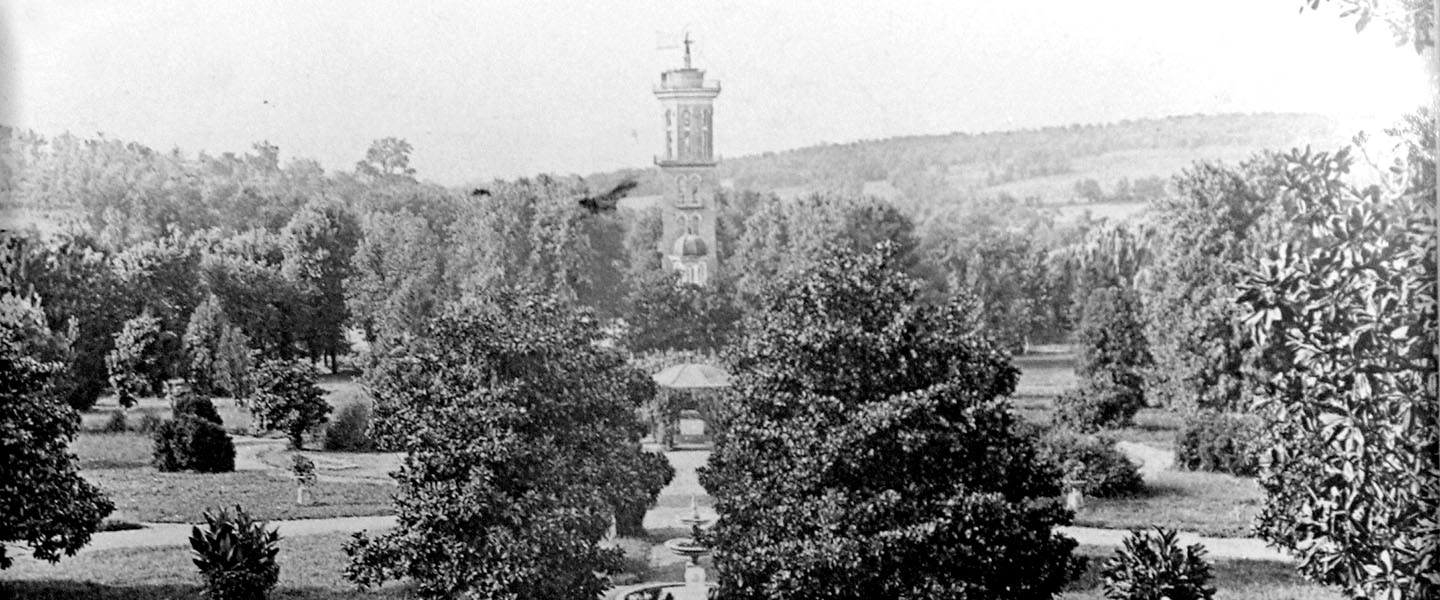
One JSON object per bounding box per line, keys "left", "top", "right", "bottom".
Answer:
{"left": 659, "top": 497, "right": 714, "bottom": 599}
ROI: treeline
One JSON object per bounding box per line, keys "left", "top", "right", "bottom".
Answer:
{"left": 585, "top": 113, "right": 1341, "bottom": 207}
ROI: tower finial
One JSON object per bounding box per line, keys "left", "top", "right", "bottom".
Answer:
{"left": 683, "top": 32, "right": 693, "bottom": 68}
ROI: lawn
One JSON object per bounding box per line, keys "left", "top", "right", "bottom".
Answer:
{"left": 70, "top": 433, "right": 394, "bottom": 523}
{"left": 1073, "top": 468, "right": 1264, "bottom": 538}
{"left": 79, "top": 376, "right": 370, "bottom": 435}
{"left": 1, "top": 532, "right": 411, "bottom": 600}
{"left": 1011, "top": 349, "right": 1181, "bottom": 451}
{"left": 1062, "top": 544, "right": 1340, "bottom": 600}
{"left": 1, "top": 537, "right": 1339, "bottom": 600}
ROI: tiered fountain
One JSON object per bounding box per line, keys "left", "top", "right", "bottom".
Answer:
{"left": 662, "top": 497, "right": 714, "bottom": 591}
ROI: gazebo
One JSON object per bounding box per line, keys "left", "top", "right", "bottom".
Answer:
{"left": 650, "top": 363, "right": 731, "bottom": 449}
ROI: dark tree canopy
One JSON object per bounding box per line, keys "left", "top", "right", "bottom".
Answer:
{"left": 0, "top": 292, "right": 114, "bottom": 569}
{"left": 346, "top": 290, "right": 657, "bottom": 599}
{"left": 700, "top": 242, "right": 1082, "bottom": 600}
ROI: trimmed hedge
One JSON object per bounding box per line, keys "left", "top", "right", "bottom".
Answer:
{"left": 1175, "top": 411, "right": 1263, "bottom": 476}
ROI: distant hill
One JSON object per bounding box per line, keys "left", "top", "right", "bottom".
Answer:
{"left": 600, "top": 113, "right": 1351, "bottom": 220}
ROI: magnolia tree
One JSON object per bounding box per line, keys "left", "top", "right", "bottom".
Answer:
{"left": 1238, "top": 114, "right": 1437, "bottom": 599}
{"left": 0, "top": 292, "right": 114, "bottom": 568}
{"left": 345, "top": 290, "right": 660, "bottom": 599}
{"left": 699, "top": 242, "right": 1082, "bottom": 600}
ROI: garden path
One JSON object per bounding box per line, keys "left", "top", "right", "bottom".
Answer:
{"left": 58, "top": 446, "right": 1289, "bottom": 565}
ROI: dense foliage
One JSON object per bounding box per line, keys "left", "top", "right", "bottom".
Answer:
{"left": 1137, "top": 154, "right": 1284, "bottom": 412}
{"left": 323, "top": 402, "right": 375, "bottom": 452}
{"left": 250, "top": 359, "right": 331, "bottom": 449}
{"left": 1100, "top": 527, "right": 1215, "bottom": 600}
{"left": 1056, "top": 286, "right": 1151, "bottom": 431}
{"left": 1238, "top": 114, "right": 1438, "bottom": 599}
{"left": 611, "top": 450, "right": 676, "bottom": 537}
{"left": 345, "top": 291, "right": 658, "bottom": 599}
{"left": 1034, "top": 427, "right": 1144, "bottom": 499}
{"left": 189, "top": 506, "right": 281, "bottom": 600}
{"left": 0, "top": 291, "right": 115, "bottom": 569}
{"left": 700, "top": 242, "right": 1082, "bottom": 600}
{"left": 1174, "top": 411, "right": 1263, "bottom": 476}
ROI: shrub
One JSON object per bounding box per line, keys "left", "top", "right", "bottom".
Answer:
{"left": 104, "top": 410, "right": 129, "bottom": 433}
{"left": 322, "top": 403, "right": 374, "bottom": 452}
{"left": 1037, "top": 428, "right": 1144, "bottom": 499}
{"left": 250, "top": 360, "right": 330, "bottom": 450}
{"left": 189, "top": 506, "right": 280, "bottom": 600}
{"left": 1100, "top": 527, "right": 1215, "bottom": 600}
{"left": 1075, "top": 286, "right": 1151, "bottom": 383}
{"left": 172, "top": 390, "right": 224, "bottom": 426}
{"left": 611, "top": 450, "right": 675, "bottom": 537}
{"left": 135, "top": 412, "right": 164, "bottom": 433}
{"left": 1175, "top": 411, "right": 1263, "bottom": 476}
{"left": 106, "top": 313, "right": 168, "bottom": 408}
{"left": 153, "top": 416, "right": 235, "bottom": 473}
{"left": 1054, "top": 374, "right": 1145, "bottom": 432}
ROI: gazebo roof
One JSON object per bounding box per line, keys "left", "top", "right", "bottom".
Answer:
{"left": 652, "top": 363, "right": 731, "bottom": 389}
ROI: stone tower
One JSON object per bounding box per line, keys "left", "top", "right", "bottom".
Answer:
{"left": 655, "top": 35, "right": 720, "bottom": 285}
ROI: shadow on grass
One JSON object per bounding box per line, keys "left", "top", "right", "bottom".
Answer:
{"left": 1064, "top": 545, "right": 1338, "bottom": 599}
{"left": 1, "top": 581, "right": 414, "bottom": 600}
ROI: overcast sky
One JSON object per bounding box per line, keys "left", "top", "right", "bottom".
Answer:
{"left": 2, "top": 1, "right": 1429, "bottom": 185}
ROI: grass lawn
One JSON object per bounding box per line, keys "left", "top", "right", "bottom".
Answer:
{"left": 1062, "top": 544, "right": 1340, "bottom": 600}
{"left": 2, "top": 537, "right": 1338, "bottom": 600}
{"left": 70, "top": 433, "right": 393, "bottom": 523}
{"left": 1, "top": 532, "right": 411, "bottom": 600}
{"left": 1074, "top": 468, "right": 1264, "bottom": 538}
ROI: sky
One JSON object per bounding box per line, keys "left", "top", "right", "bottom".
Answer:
{"left": 2, "top": 0, "right": 1431, "bottom": 186}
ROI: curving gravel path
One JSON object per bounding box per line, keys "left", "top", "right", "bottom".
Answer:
{"left": 38, "top": 445, "right": 1290, "bottom": 565}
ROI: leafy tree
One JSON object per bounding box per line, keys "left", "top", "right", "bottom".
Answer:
{"left": 700, "top": 242, "right": 1082, "bottom": 600}
{"left": 354, "top": 137, "right": 417, "bottom": 183}
{"left": 0, "top": 231, "right": 129, "bottom": 410}
{"left": 448, "top": 175, "right": 629, "bottom": 316}
{"left": 199, "top": 243, "right": 303, "bottom": 361}
{"left": 184, "top": 294, "right": 255, "bottom": 401}
{"left": 250, "top": 359, "right": 331, "bottom": 449}
{"left": 184, "top": 294, "right": 227, "bottom": 395}
{"left": 1138, "top": 155, "right": 1284, "bottom": 412}
{"left": 1237, "top": 115, "right": 1437, "bottom": 599}
{"left": 0, "top": 292, "right": 114, "bottom": 568}
{"left": 620, "top": 267, "right": 739, "bottom": 354}
{"left": 346, "top": 291, "right": 655, "bottom": 599}
{"left": 1073, "top": 286, "right": 1150, "bottom": 412}
{"left": 345, "top": 209, "right": 450, "bottom": 344}
{"left": 282, "top": 198, "right": 360, "bottom": 370}
{"left": 106, "top": 312, "right": 167, "bottom": 407}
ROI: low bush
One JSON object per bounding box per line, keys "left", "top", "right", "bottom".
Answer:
{"left": 1037, "top": 428, "right": 1144, "bottom": 498}
{"left": 135, "top": 413, "right": 164, "bottom": 433}
{"left": 1054, "top": 373, "right": 1145, "bottom": 432}
{"left": 323, "top": 403, "right": 374, "bottom": 452}
{"left": 104, "top": 410, "right": 129, "bottom": 433}
{"left": 1175, "top": 411, "right": 1263, "bottom": 476}
{"left": 174, "top": 391, "right": 224, "bottom": 426}
{"left": 1100, "top": 527, "right": 1215, "bottom": 600}
{"left": 153, "top": 416, "right": 235, "bottom": 473}
{"left": 189, "top": 505, "right": 280, "bottom": 600}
